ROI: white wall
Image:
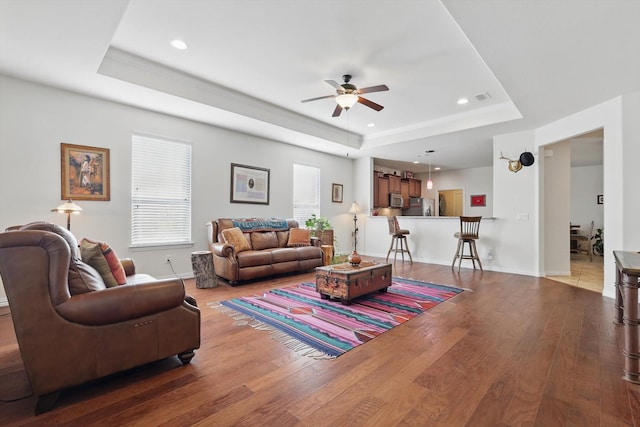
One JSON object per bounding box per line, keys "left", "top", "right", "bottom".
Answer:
{"left": 571, "top": 165, "right": 604, "bottom": 233}
{"left": 0, "top": 75, "right": 355, "bottom": 304}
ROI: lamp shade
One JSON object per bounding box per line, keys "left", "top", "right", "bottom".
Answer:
{"left": 348, "top": 201, "right": 361, "bottom": 214}
{"left": 52, "top": 200, "right": 83, "bottom": 214}
{"left": 336, "top": 93, "right": 358, "bottom": 109}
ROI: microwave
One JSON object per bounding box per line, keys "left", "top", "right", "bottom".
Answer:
{"left": 389, "top": 193, "right": 403, "bottom": 208}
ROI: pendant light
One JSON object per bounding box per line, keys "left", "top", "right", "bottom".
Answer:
{"left": 426, "top": 150, "right": 434, "bottom": 189}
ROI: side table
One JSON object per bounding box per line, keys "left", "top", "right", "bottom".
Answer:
{"left": 191, "top": 251, "right": 218, "bottom": 288}
{"left": 614, "top": 251, "right": 640, "bottom": 383}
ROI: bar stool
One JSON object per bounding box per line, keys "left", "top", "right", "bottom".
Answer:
{"left": 386, "top": 216, "right": 413, "bottom": 263}
{"left": 452, "top": 216, "right": 483, "bottom": 272}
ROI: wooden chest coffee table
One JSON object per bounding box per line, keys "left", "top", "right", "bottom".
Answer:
{"left": 315, "top": 261, "right": 392, "bottom": 304}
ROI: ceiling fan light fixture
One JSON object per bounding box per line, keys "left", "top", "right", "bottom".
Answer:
{"left": 335, "top": 93, "right": 359, "bottom": 109}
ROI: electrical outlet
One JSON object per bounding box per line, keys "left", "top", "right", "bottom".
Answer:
{"left": 164, "top": 255, "right": 171, "bottom": 264}
{"left": 487, "top": 249, "right": 494, "bottom": 260}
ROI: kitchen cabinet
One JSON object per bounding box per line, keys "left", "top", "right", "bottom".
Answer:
{"left": 386, "top": 174, "right": 401, "bottom": 194}
{"left": 401, "top": 180, "right": 410, "bottom": 208}
{"left": 375, "top": 176, "right": 389, "bottom": 208}
{"left": 408, "top": 179, "right": 421, "bottom": 197}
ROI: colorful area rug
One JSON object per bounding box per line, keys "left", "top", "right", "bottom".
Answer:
{"left": 211, "top": 278, "right": 463, "bottom": 358}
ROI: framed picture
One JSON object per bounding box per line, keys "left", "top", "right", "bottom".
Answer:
{"left": 332, "top": 183, "right": 343, "bottom": 203}
{"left": 230, "top": 163, "right": 270, "bottom": 204}
{"left": 60, "top": 143, "right": 110, "bottom": 201}
{"left": 470, "top": 194, "right": 486, "bottom": 207}
{"left": 597, "top": 194, "right": 603, "bottom": 204}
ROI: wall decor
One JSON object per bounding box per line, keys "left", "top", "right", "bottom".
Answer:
{"left": 597, "top": 194, "right": 603, "bottom": 204}
{"left": 60, "top": 143, "right": 110, "bottom": 201}
{"left": 230, "top": 163, "right": 270, "bottom": 204}
{"left": 332, "top": 183, "right": 343, "bottom": 203}
{"left": 470, "top": 194, "right": 486, "bottom": 207}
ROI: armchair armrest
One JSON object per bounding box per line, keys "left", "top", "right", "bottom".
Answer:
{"left": 120, "top": 258, "right": 136, "bottom": 276}
{"left": 212, "top": 242, "right": 236, "bottom": 258}
{"left": 55, "top": 278, "right": 185, "bottom": 326}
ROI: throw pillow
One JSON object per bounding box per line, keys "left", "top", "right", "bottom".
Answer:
{"left": 80, "top": 238, "right": 127, "bottom": 285}
{"left": 220, "top": 227, "right": 251, "bottom": 252}
{"left": 287, "top": 228, "right": 311, "bottom": 247}
{"left": 80, "top": 239, "right": 119, "bottom": 287}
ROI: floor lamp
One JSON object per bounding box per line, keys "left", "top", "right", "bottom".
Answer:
{"left": 52, "top": 199, "right": 83, "bottom": 230}
{"left": 348, "top": 201, "right": 361, "bottom": 265}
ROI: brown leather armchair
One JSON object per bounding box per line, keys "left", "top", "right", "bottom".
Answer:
{"left": 0, "top": 224, "right": 200, "bottom": 414}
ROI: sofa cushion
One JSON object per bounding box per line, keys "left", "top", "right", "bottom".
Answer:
{"left": 271, "top": 248, "right": 299, "bottom": 263}
{"left": 276, "top": 231, "right": 289, "bottom": 248}
{"left": 287, "top": 228, "right": 311, "bottom": 247}
{"left": 68, "top": 259, "right": 108, "bottom": 295}
{"left": 236, "top": 250, "right": 273, "bottom": 268}
{"left": 251, "top": 231, "right": 278, "bottom": 250}
{"left": 80, "top": 239, "right": 119, "bottom": 288}
{"left": 296, "top": 245, "right": 323, "bottom": 260}
{"left": 221, "top": 227, "right": 251, "bottom": 252}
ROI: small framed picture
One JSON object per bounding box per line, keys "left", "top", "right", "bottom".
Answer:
{"left": 332, "top": 183, "right": 343, "bottom": 203}
{"left": 597, "top": 194, "right": 603, "bottom": 204}
{"left": 470, "top": 194, "right": 486, "bottom": 207}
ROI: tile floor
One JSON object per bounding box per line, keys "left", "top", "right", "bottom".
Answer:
{"left": 547, "top": 253, "right": 604, "bottom": 293}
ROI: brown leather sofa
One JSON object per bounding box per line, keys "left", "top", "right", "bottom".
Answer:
{"left": 0, "top": 223, "right": 200, "bottom": 414}
{"left": 207, "top": 218, "right": 323, "bottom": 284}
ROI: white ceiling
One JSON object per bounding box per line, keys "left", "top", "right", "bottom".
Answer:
{"left": 1, "top": 0, "right": 637, "bottom": 171}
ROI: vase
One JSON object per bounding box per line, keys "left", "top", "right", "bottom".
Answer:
{"left": 348, "top": 251, "right": 361, "bottom": 266}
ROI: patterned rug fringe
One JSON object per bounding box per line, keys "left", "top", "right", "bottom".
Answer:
{"left": 210, "top": 301, "right": 335, "bottom": 359}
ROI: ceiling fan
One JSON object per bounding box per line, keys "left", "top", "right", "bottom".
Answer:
{"left": 301, "top": 74, "right": 389, "bottom": 117}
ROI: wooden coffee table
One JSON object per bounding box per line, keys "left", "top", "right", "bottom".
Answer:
{"left": 315, "top": 261, "right": 392, "bottom": 304}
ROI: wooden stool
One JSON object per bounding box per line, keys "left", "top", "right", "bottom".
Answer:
{"left": 191, "top": 251, "right": 218, "bottom": 288}
{"left": 386, "top": 216, "right": 412, "bottom": 263}
{"left": 452, "top": 216, "right": 482, "bottom": 272}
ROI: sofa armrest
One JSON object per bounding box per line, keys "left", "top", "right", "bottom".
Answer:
{"left": 55, "top": 278, "right": 186, "bottom": 326}
{"left": 212, "top": 242, "right": 236, "bottom": 258}
{"left": 120, "top": 258, "right": 136, "bottom": 276}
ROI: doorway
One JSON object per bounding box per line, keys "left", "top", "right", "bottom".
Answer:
{"left": 438, "top": 189, "right": 463, "bottom": 216}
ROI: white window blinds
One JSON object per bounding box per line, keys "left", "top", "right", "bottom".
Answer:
{"left": 293, "top": 163, "right": 320, "bottom": 227}
{"left": 131, "top": 134, "right": 192, "bottom": 246}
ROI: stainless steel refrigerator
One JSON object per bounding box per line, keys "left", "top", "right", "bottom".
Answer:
{"left": 402, "top": 197, "right": 424, "bottom": 216}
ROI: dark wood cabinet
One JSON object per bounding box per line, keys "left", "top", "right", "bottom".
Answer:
{"left": 386, "top": 174, "right": 401, "bottom": 194}
{"left": 401, "top": 180, "right": 410, "bottom": 208}
{"left": 408, "top": 179, "right": 421, "bottom": 198}
{"left": 375, "top": 176, "right": 389, "bottom": 208}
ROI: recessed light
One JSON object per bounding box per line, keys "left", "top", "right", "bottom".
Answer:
{"left": 170, "top": 39, "right": 188, "bottom": 50}
{"left": 413, "top": 161, "right": 419, "bottom": 164}
{"left": 367, "top": 123, "right": 375, "bottom": 127}
{"left": 457, "top": 98, "right": 469, "bottom": 105}
{"left": 435, "top": 167, "right": 441, "bottom": 170}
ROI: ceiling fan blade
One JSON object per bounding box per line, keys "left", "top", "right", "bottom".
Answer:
{"left": 332, "top": 104, "right": 343, "bottom": 117}
{"left": 358, "top": 84, "right": 389, "bottom": 94}
{"left": 301, "top": 94, "right": 336, "bottom": 103}
{"left": 325, "top": 80, "right": 341, "bottom": 89}
{"left": 358, "top": 97, "right": 384, "bottom": 111}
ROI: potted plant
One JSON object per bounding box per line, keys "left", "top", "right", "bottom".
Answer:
{"left": 304, "top": 214, "right": 334, "bottom": 246}
{"left": 591, "top": 227, "right": 604, "bottom": 256}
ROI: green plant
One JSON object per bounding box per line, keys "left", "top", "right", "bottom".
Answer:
{"left": 304, "top": 214, "right": 332, "bottom": 231}
{"left": 591, "top": 227, "right": 604, "bottom": 256}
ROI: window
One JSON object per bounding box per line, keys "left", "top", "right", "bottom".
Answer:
{"left": 293, "top": 164, "right": 320, "bottom": 226}
{"left": 131, "top": 134, "right": 192, "bottom": 247}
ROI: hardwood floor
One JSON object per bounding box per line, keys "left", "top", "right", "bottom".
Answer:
{"left": 1, "top": 257, "right": 638, "bottom": 426}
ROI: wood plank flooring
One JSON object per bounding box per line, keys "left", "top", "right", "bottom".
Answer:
{"left": 547, "top": 253, "right": 604, "bottom": 293}
{"left": 1, "top": 257, "right": 638, "bottom": 426}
